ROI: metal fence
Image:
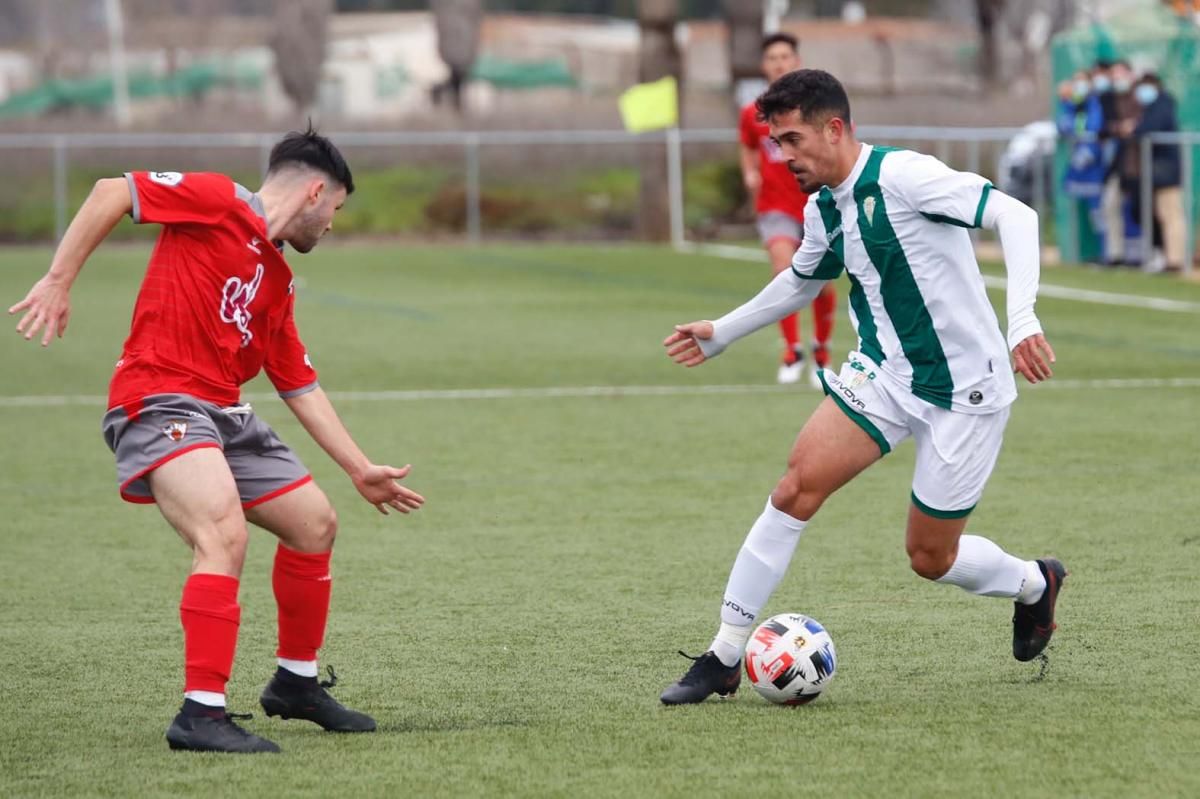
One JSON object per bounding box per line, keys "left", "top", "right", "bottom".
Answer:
{"left": 0, "top": 125, "right": 1191, "bottom": 275}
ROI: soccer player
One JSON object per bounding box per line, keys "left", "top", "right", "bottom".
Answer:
{"left": 739, "top": 33, "right": 836, "bottom": 386}
{"left": 660, "top": 70, "right": 1065, "bottom": 705}
{"left": 8, "top": 127, "right": 425, "bottom": 752}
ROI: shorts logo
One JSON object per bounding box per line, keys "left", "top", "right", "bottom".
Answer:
{"left": 149, "top": 171, "right": 183, "bottom": 186}
{"left": 220, "top": 264, "right": 264, "bottom": 348}
{"left": 969, "top": 390, "right": 984, "bottom": 405}
{"left": 162, "top": 420, "right": 188, "bottom": 441}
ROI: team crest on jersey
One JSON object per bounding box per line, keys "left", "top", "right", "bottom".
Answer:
{"left": 162, "top": 420, "right": 188, "bottom": 441}
{"left": 220, "top": 264, "right": 265, "bottom": 348}
{"left": 862, "top": 196, "right": 877, "bottom": 226}
{"left": 149, "top": 171, "right": 183, "bottom": 187}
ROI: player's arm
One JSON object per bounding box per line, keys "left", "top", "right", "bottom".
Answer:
{"left": 665, "top": 214, "right": 835, "bottom": 367}
{"left": 740, "top": 143, "right": 762, "bottom": 199}
{"left": 980, "top": 190, "right": 1056, "bottom": 384}
{"left": 283, "top": 387, "right": 425, "bottom": 516}
{"left": 8, "top": 178, "right": 132, "bottom": 346}
{"left": 890, "top": 151, "right": 1055, "bottom": 384}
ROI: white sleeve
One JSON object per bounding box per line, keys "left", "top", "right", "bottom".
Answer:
{"left": 980, "top": 189, "right": 1043, "bottom": 349}
{"left": 698, "top": 268, "right": 828, "bottom": 359}
{"left": 890, "top": 151, "right": 993, "bottom": 229}
{"left": 698, "top": 210, "right": 838, "bottom": 359}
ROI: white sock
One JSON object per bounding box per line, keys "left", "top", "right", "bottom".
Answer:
{"left": 278, "top": 657, "right": 319, "bottom": 678}
{"left": 183, "top": 690, "right": 225, "bottom": 708}
{"left": 936, "top": 534, "right": 1046, "bottom": 603}
{"left": 710, "top": 497, "right": 806, "bottom": 667}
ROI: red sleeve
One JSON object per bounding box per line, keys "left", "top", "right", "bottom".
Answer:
{"left": 124, "top": 171, "right": 236, "bottom": 226}
{"left": 266, "top": 294, "right": 320, "bottom": 398}
{"left": 738, "top": 104, "right": 759, "bottom": 149}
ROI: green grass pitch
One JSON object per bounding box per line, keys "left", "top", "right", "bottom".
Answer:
{"left": 2, "top": 242, "right": 1199, "bottom": 797}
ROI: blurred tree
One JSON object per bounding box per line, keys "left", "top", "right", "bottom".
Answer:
{"left": 271, "top": 0, "right": 333, "bottom": 114}
{"left": 431, "top": 0, "right": 483, "bottom": 111}
{"left": 975, "top": 0, "right": 1003, "bottom": 88}
{"left": 637, "top": 0, "right": 680, "bottom": 242}
{"left": 723, "top": 0, "right": 762, "bottom": 88}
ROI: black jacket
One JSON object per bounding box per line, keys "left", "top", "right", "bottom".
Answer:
{"left": 1134, "top": 93, "right": 1182, "bottom": 188}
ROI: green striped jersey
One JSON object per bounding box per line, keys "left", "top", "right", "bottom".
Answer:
{"left": 793, "top": 144, "right": 1016, "bottom": 414}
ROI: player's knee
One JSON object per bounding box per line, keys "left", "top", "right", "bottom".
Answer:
{"left": 772, "top": 470, "right": 824, "bottom": 521}
{"left": 907, "top": 545, "right": 955, "bottom": 580}
{"left": 314, "top": 505, "right": 338, "bottom": 552}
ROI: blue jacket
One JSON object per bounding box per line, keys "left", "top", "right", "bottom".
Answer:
{"left": 1058, "top": 96, "right": 1105, "bottom": 198}
{"left": 1134, "top": 93, "right": 1181, "bottom": 188}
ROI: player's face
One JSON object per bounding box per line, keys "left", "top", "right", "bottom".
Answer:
{"left": 769, "top": 110, "right": 842, "bottom": 194}
{"left": 761, "top": 43, "right": 799, "bottom": 83}
{"left": 288, "top": 181, "right": 348, "bottom": 254}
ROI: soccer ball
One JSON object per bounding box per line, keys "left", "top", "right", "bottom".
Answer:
{"left": 744, "top": 613, "right": 837, "bottom": 705}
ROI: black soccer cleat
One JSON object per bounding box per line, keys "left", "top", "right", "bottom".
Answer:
{"left": 660, "top": 650, "right": 742, "bottom": 705}
{"left": 166, "top": 705, "right": 280, "bottom": 753}
{"left": 1013, "top": 558, "right": 1068, "bottom": 662}
{"left": 260, "top": 666, "right": 376, "bottom": 732}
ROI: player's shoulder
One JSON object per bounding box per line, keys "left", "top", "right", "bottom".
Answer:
{"left": 876, "top": 147, "right": 948, "bottom": 179}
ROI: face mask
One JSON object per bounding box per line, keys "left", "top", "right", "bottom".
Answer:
{"left": 1135, "top": 84, "right": 1160, "bottom": 105}
{"left": 1093, "top": 75, "right": 1112, "bottom": 92}
{"left": 1113, "top": 77, "right": 1132, "bottom": 93}
{"left": 1073, "top": 79, "right": 1090, "bottom": 99}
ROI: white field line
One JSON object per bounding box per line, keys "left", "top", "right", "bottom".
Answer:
{"left": 1, "top": 377, "right": 1199, "bottom": 409}
{"left": 677, "top": 241, "right": 1200, "bottom": 314}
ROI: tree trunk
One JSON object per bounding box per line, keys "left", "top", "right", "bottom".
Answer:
{"left": 636, "top": 0, "right": 681, "bottom": 243}
{"left": 723, "top": 0, "right": 763, "bottom": 88}
{"left": 271, "top": 0, "right": 333, "bottom": 114}
{"left": 975, "top": 0, "right": 1003, "bottom": 89}
{"left": 432, "top": 0, "right": 483, "bottom": 112}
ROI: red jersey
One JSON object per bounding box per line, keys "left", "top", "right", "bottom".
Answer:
{"left": 739, "top": 102, "right": 809, "bottom": 219}
{"left": 108, "top": 171, "right": 318, "bottom": 411}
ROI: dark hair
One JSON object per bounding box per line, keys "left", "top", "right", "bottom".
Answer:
{"left": 1138, "top": 71, "right": 1162, "bottom": 87}
{"left": 761, "top": 32, "right": 799, "bottom": 53}
{"left": 268, "top": 122, "right": 355, "bottom": 194}
{"left": 756, "top": 68, "right": 851, "bottom": 127}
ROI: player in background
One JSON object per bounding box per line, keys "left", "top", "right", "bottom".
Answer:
{"left": 661, "top": 70, "right": 1065, "bottom": 704}
{"left": 9, "top": 127, "right": 424, "bottom": 752}
{"left": 739, "top": 33, "right": 836, "bottom": 387}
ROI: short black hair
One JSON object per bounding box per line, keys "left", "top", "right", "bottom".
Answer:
{"left": 268, "top": 123, "right": 355, "bottom": 194}
{"left": 761, "top": 32, "right": 799, "bottom": 53}
{"left": 756, "top": 68, "right": 851, "bottom": 127}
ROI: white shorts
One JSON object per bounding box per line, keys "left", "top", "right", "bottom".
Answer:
{"left": 818, "top": 353, "right": 1010, "bottom": 518}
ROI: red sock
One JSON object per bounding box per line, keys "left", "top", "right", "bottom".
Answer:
{"left": 779, "top": 313, "right": 799, "bottom": 358}
{"left": 179, "top": 573, "right": 241, "bottom": 694}
{"left": 273, "top": 544, "right": 332, "bottom": 662}
{"left": 812, "top": 288, "right": 837, "bottom": 365}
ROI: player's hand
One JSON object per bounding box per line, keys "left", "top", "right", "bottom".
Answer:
{"left": 353, "top": 464, "right": 425, "bottom": 516}
{"left": 663, "top": 321, "right": 714, "bottom": 367}
{"left": 8, "top": 274, "right": 71, "bottom": 347}
{"left": 1012, "top": 333, "right": 1056, "bottom": 384}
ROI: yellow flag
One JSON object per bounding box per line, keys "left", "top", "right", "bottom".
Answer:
{"left": 618, "top": 76, "right": 679, "bottom": 133}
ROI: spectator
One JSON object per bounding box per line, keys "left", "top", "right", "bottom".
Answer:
{"left": 1057, "top": 70, "right": 1106, "bottom": 260}
{"left": 1127, "top": 72, "right": 1185, "bottom": 273}
{"left": 1101, "top": 61, "right": 1141, "bottom": 266}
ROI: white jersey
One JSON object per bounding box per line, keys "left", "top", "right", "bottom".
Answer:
{"left": 792, "top": 144, "right": 1015, "bottom": 414}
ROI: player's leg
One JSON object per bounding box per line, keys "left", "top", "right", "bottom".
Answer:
{"left": 766, "top": 235, "right": 804, "bottom": 383}
{"left": 908, "top": 406, "right": 1066, "bottom": 662}
{"left": 147, "top": 447, "right": 280, "bottom": 753}
{"left": 809, "top": 284, "right": 836, "bottom": 388}
{"left": 227, "top": 414, "right": 375, "bottom": 732}
{"left": 661, "top": 397, "right": 893, "bottom": 705}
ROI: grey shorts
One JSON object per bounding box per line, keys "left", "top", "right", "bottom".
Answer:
{"left": 102, "top": 394, "right": 310, "bottom": 507}
{"left": 756, "top": 211, "right": 804, "bottom": 246}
